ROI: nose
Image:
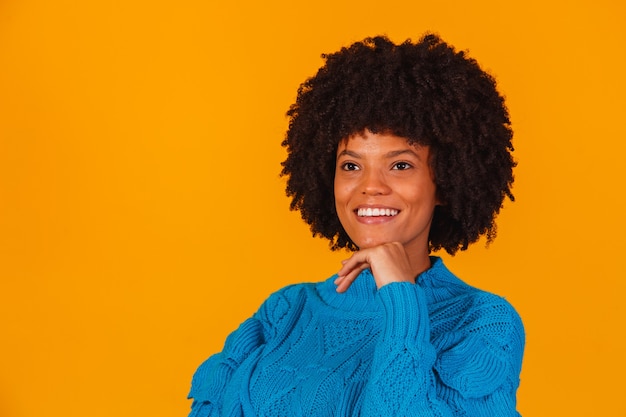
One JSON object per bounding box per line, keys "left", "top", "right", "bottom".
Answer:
{"left": 361, "top": 170, "right": 391, "bottom": 195}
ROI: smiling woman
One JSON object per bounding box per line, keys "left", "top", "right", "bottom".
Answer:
{"left": 334, "top": 131, "right": 438, "bottom": 276}
{"left": 187, "top": 34, "right": 524, "bottom": 417}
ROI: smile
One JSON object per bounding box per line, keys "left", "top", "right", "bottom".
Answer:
{"left": 357, "top": 208, "right": 399, "bottom": 217}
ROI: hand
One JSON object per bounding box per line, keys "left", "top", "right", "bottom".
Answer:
{"left": 334, "top": 242, "right": 417, "bottom": 293}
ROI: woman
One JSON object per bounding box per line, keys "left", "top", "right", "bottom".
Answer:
{"left": 188, "top": 34, "right": 525, "bottom": 416}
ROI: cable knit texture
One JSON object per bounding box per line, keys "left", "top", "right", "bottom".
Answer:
{"left": 188, "top": 257, "right": 524, "bottom": 416}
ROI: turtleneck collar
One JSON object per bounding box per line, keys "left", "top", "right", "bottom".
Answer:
{"left": 314, "top": 256, "right": 461, "bottom": 312}
{"left": 315, "top": 268, "right": 380, "bottom": 313}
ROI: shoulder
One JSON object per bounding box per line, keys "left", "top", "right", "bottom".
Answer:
{"left": 425, "top": 257, "right": 522, "bottom": 315}
{"left": 253, "top": 282, "right": 317, "bottom": 334}
{"left": 458, "top": 291, "right": 525, "bottom": 347}
{"left": 425, "top": 257, "right": 525, "bottom": 352}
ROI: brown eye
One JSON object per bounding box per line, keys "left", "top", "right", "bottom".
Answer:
{"left": 392, "top": 162, "right": 412, "bottom": 170}
{"left": 341, "top": 162, "right": 360, "bottom": 171}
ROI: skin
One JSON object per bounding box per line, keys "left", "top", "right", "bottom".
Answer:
{"left": 333, "top": 130, "right": 439, "bottom": 293}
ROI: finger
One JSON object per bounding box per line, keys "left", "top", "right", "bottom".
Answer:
{"left": 337, "top": 252, "right": 370, "bottom": 277}
{"left": 335, "top": 251, "right": 370, "bottom": 292}
{"left": 335, "top": 263, "right": 369, "bottom": 293}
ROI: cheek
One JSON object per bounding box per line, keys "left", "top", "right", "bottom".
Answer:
{"left": 333, "top": 179, "right": 350, "bottom": 205}
{"left": 333, "top": 185, "right": 352, "bottom": 224}
{"left": 403, "top": 184, "right": 437, "bottom": 207}
{"left": 334, "top": 191, "right": 349, "bottom": 218}
{"left": 333, "top": 184, "right": 344, "bottom": 215}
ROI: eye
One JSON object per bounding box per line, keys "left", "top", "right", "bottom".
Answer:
{"left": 340, "top": 162, "right": 360, "bottom": 171}
{"left": 392, "top": 161, "right": 412, "bottom": 170}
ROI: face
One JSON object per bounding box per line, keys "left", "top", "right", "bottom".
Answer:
{"left": 334, "top": 130, "right": 438, "bottom": 257}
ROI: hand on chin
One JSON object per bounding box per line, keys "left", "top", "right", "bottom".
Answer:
{"left": 334, "top": 241, "right": 425, "bottom": 293}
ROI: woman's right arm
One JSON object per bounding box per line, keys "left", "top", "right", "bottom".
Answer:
{"left": 187, "top": 286, "right": 299, "bottom": 417}
{"left": 187, "top": 317, "right": 265, "bottom": 417}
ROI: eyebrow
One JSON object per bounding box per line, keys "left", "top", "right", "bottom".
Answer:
{"left": 336, "top": 148, "right": 422, "bottom": 161}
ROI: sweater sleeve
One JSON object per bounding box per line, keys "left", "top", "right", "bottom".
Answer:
{"left": 187, "top": 286, "right": 298, "bottom": 417}
{"left": 187, "top": 317, "right": 264, "bottom": 417}
{"left": 362, "top": 282, "right": 524, "bottom": 417}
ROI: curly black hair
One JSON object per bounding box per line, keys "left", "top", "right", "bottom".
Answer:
{"left": 281, "top": 34, "right": 515, "bottom": 255}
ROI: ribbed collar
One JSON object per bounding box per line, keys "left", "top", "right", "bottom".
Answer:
{"left": 314, "top": 256, "right": 463, "bottom": 313}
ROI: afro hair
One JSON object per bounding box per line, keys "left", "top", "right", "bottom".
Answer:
{"left": 281, "top": 34, "right": 515, "bottom": 255}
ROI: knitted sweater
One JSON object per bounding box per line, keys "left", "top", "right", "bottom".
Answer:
{"left": 188, "top": 257, "right": 524, "bottom": 416}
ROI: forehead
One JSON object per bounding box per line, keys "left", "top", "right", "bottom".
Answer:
{"left": 337, "top": 130, "right": 428, "bottom": 156}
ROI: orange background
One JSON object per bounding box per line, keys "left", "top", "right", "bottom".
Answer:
{"left": 1, "top": 1, "right": 625, "bottom": 416}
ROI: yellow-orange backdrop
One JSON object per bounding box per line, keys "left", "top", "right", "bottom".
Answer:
{"left": 1, "top": 0, "right": 624, "bottom": 416}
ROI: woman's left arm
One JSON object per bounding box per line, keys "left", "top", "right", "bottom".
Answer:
{"left": 336, "top": 244, "right": 524, "bottom": 416}
{"left": 362, "top": 281, "right": 524, "bottom": 416}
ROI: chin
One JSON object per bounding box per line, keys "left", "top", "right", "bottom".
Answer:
{"left": 353, "top": 237, "right": 390, "bottom": 250}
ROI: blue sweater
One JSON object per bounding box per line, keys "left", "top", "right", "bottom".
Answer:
{"left": 188, "top": 257, "right": 524, "bottom": 416}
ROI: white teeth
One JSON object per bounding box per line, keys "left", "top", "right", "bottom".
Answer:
{"left": 357, "top": 208, "right": 398, "bottom": 217}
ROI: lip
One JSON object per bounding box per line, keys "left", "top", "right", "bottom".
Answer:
{"left": 354, "top": 204, "right": 399, "bottom": 210}
{"left": 353, "top": 205, "right": 400, "bottom": 224}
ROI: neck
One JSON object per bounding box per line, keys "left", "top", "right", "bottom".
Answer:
{"left": 407, "top": 248, "right": 433, "bottom": 280}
